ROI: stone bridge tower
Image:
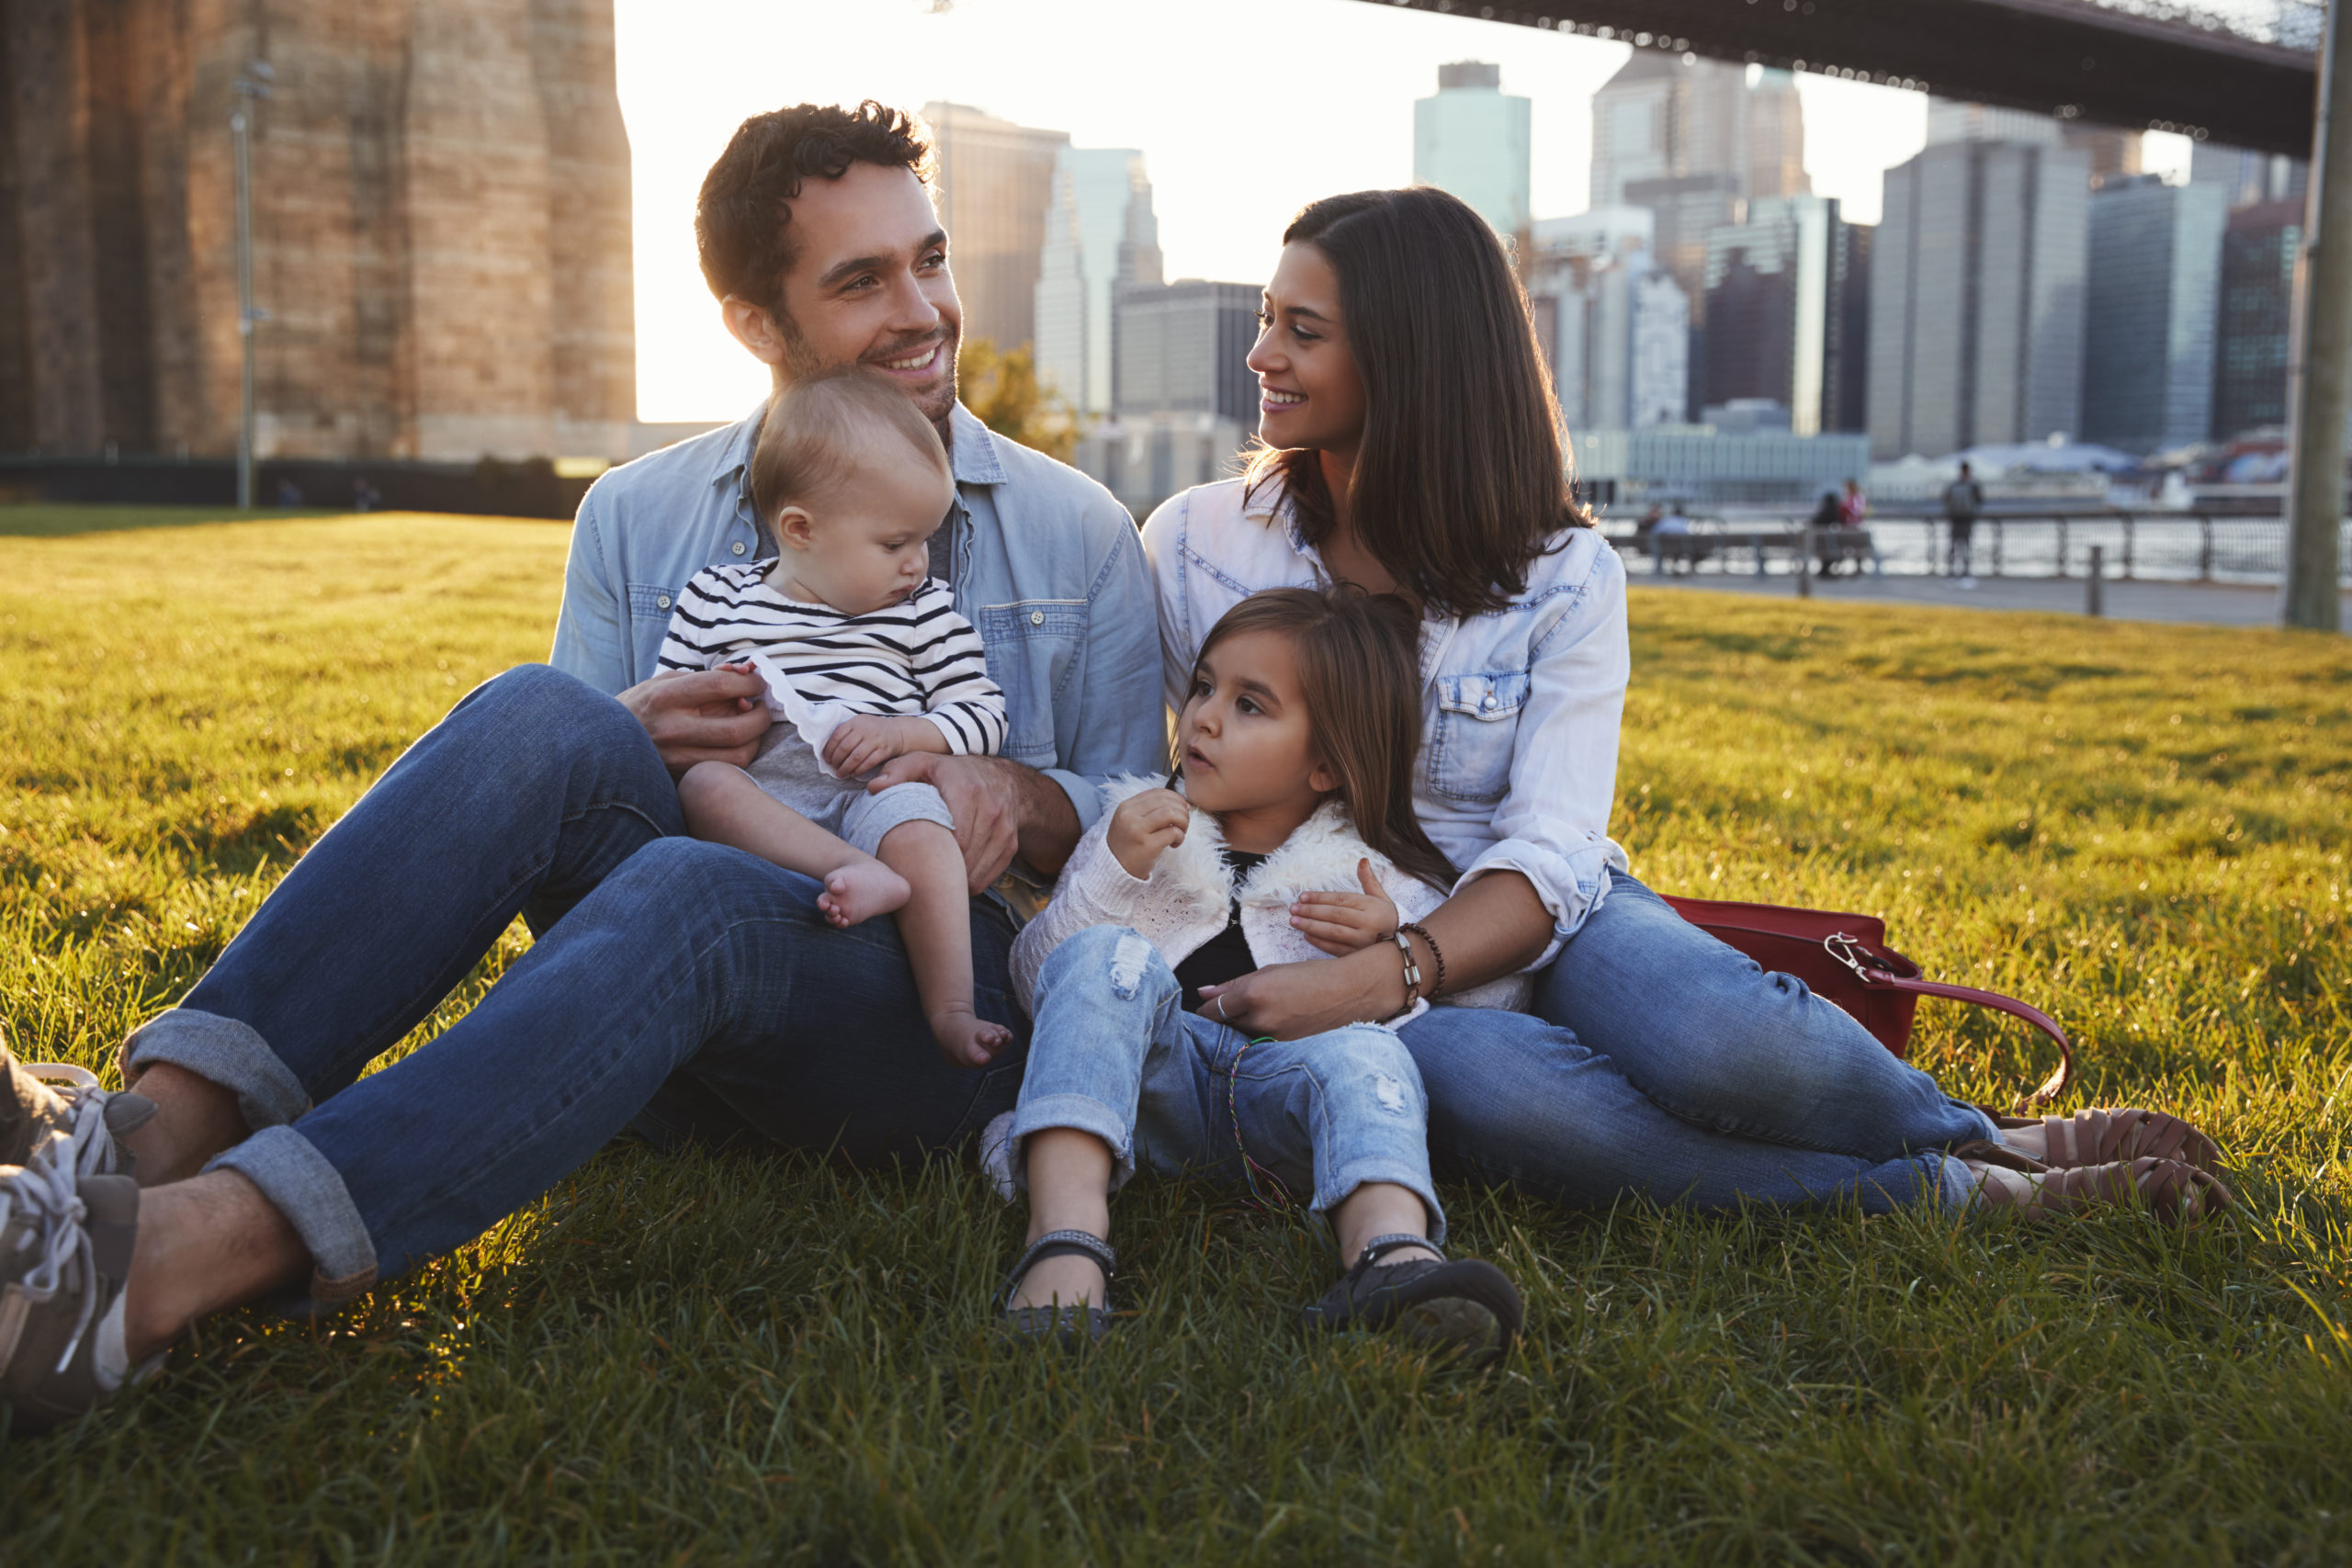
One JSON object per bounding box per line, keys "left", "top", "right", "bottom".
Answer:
{"left": 0, "top": 0, "right": 637, "bottom": 461}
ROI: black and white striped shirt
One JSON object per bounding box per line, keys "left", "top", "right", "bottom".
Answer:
{"left": 657, "top": 564, "right": 1007, "bottom": 756}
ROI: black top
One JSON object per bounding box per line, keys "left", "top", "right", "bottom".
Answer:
{"left": 1175, "top": 850, "right": 1270, "bottom": 1014}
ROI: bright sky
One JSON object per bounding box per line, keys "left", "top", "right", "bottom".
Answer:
{"left": 614, "top": 0, "right": 2189, "bottom": 421}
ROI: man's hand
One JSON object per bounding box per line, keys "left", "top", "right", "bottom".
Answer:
{"left": 822, "top": 715, "right": 944, "bottom": 780}
{"left": 618, "top": 665, "right": 771, "bottom": 776}
{"left": 864, "top": 752, "right": 1032, "bottom": 893}
{"left": 1288, "top": 859, "right": 1399, "bottom": 956}
{"left": 1105, "top": 788, "right": 1188, "bottom": 881}
{"left": 1196, "top": 945, "right": 1409, "bottom": 1042}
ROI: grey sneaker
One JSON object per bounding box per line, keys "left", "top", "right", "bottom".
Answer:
{"left": 1, "top": 1156, "right": 143, "bottom": 1435}
{"left": 1, "top": 1035, "right": 154, "bottom": 1179}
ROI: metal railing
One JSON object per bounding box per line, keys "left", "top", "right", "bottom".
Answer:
{"left": 1602, "top": 513, "right": 2352, "bottom": 586}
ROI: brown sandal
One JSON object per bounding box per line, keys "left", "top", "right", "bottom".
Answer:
{"left": 1991, "top": 1108, "right": 2222, "bottom": 1177}
{"left": 1963, "top": 1154, "right": 2233, "bottom": 1224}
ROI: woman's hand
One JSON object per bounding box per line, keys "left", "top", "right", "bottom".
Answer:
{"left": 1288, "top": 859, "right": 1400, "bottom": 956}
{"left": 1197, "top": 945, "right": 1408, "bottom": 1041}
{"left": 1106, "top": 788, "right": 1189, "bottom": 880}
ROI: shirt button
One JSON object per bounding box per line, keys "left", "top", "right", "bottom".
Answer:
{"left": 656, "top": 594, "right": 672, "bottom": 610}
{"left": 1030, "top": 610, "right": 1046, "bottom": 626}
{"left": 1481, "top": 695, "right": 1497, "bottom": 711}
{"left": 731, "top": 541, "right": 746, "bottom": 556}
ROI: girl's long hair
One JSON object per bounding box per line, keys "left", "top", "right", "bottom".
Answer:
{"left": 1243, "top": 186, "right": 1588, "bottom": 619}
{"left": 1193, "top": 586, "right": 1456, "bottom": 893}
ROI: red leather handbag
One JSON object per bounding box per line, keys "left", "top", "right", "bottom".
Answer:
{"left": 1659, "top": 895, "right": 2073, "bottom": 1111}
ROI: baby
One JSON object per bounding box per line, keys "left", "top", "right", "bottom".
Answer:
{"left": 658, "top": 368, "right": 1012, "bottom": 1067}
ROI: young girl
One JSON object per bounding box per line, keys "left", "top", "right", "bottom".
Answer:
{"left": 991, "top": 587, "right": 1527, "bottom": 1359}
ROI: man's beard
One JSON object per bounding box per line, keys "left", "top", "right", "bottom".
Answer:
{"left": 779, "top": 308, "right": 959, "bottom": 426}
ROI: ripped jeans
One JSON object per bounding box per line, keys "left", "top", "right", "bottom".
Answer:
{"left": 1006, "top": 926, "right": 1446, "bottom": 1241}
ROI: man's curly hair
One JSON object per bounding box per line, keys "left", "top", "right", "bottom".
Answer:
{"left": 695, "top": 101, "right": 936, "bottom": 312}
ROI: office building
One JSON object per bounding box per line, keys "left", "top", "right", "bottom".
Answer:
{"left": 1590, "top": 54, "right": 1807, "bottom": 211}
{"left": 1928, "top": 98, "right": 2144, "bottom": 189}
{"left": 1113, "top": 280, "right": 1261, "bottom": 422}
{"left": 1033, "top": 147, "right": 1162, "bottom": 415}
{"left": 924, "top": 102, "right": 1068, "bottom": 354}
{"left": 1569, "top": 425, "right": 1871, "bottom": 506}
{"left": 2212, "top": 198, "right": 2302, "bottom": 439}
{"left": 1700, "top": 195, "right": 1871, "bottom": 435}
{"left": 2082, "top": 175, "right": 2224, "bottom": 454}
{"left": 0, "top": 0, "right": 635, "bottom": 461}
{"left": 2190, "top": 141, "right": 2309, "bottom": 209}
{"left": 1414, "top": 62, "right": 1532, "bottom": 236}
{"left": 1528, "top": 246, "right": 1689, "bottom": 432}
{"left": 1868, "top": 141, "right": 2090, "bottom": 459}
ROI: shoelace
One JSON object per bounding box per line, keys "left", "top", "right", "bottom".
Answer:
{"left": 0, "top": 1137, "right": 100, "bottom": 1375}
{"left": 25, "top": 1065, "right": 120, "bottom": 1179}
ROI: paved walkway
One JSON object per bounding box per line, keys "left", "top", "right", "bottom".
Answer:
{"left": 1628, "top": 568, "right": 2352, "bottom": 629}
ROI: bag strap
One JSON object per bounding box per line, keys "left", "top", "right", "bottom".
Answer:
{"left": 1823, "top": 933, "right": 2072, "bottom": 1110}
{"left": 1865, "top": 969, "right": 2073, "bottom": 1111}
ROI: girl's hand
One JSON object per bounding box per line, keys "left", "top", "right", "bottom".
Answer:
{"left": 1106, "top": 788, "right": 1188, "bottom": 880}
{"left": 1289, "top": 859, "right": 1400, "bottom": 956}
{"left": 1197, "top": 945, "right": 1408, "bottom": 1041}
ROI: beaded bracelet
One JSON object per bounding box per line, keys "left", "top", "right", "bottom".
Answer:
{"left": 1398, "top": 921, "right": 1447, "bottom": 998}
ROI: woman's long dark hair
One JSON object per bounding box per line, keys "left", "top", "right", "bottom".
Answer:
{"left": 1192, "top": 586, "right": 1456, "bottom": 894}
{"left": 1244, "top": 186, "right": 1587, "bottom": 619}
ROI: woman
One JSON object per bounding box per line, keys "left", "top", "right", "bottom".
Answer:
{"left": 1139, "top": 187, "right": 2224, "bottom": 1221}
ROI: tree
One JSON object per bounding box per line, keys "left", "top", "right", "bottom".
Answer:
{"left": 956, "top": 337, "right": 1080, "bottom": 463}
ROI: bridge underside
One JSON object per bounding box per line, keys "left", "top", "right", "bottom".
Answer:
{"left": 1349, "top": 0, "right": 2317, "bottom": 155}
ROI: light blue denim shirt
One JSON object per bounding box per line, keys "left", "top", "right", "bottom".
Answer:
{"left": 1141, "top": 476, "right": 1631, "bottom": 965}
{"left": 550, "top": 400, "right": 1166, "bottom": 840}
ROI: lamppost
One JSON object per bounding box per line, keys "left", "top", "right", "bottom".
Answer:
{"left": 231, "top": 60, "right": 273, "bottom": 510}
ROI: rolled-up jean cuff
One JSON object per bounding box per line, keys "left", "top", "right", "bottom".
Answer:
{"left": 1925, "top": 1152, "right": 1973, "bottom": 1213}
{"left": 120, "top": 1009, "right": 311, "bottom": 1131}
{"left": 1315, "top": 1159, "right": 1447, "bottom": 1246}
{"left": 1006, "top": 1093, "right": 1136, "bottom": 1192}
{"left": 208, "top": 1126, "right": 380, "bottom": 1306}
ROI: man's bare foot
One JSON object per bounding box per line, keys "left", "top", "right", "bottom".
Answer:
{"left": 817, "top": 859, "right": 910, "bottom": 928}
{"left": 931, "top": 1009, "right": 1012, "bottom": 1069}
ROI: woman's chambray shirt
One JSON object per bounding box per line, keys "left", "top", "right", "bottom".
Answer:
{"left": 1140, "top": 476, "right": 1630, "bottom": 966}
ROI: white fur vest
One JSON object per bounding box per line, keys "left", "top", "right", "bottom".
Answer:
{"left": 1008, "top": 775, "right": 1532, "bottom": 1023}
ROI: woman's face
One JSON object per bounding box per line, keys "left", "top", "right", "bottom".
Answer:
{"left": 1248, "top": 243, "right": 1366, "bottom": 457}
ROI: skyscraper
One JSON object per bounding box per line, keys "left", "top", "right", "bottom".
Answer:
{"left": 1868, "top": 141, "right": 2091, "bottom": 459}
{"left": 923, "top": 102, "right": 1068, "bottom": 355}
{"left": 1033, "top": 147, "right": 1162, "bottom": 415}
{"left": 2082, "top": 175, "right": 2225, "bottom": 454}
{"left": 1701, "top": 196, "right": 1871, "bottom": 435}
{"left": 2212, "top": 198, "right": 2303, "bottom": 439}
{"left": 1413, "top": 62, "right": 1532, "bottom": 236}
{"left": 2190, "top": 141, "right": 2309, "bottom": 209}
{"left": 1527, "top": 241, "right": 1689, "bottom": 433}
{"left": 1113, "top": 280, "right": 1261, "bottom": 423}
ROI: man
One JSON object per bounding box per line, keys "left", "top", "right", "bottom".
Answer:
{"left": 0, "top": 102, "right": 1164, "bottom": 1432}
{"left": 1942, "top": 461, "right": 1984, "bottom": 588}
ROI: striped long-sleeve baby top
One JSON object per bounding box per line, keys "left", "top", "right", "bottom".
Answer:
{"left": 655, "top": 564, "right": 1008, "bottom": 756}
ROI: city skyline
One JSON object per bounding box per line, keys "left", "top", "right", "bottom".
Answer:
{"left": 611, "top": 0, "right": 2197, "bottom": 423}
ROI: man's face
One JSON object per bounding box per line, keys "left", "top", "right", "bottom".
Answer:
{"left": 730, "top": 162, "right": 962, "bottom": 427}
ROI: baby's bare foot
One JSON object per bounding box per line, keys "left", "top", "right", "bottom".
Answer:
{"left": 818, "top": 860, "right": 911, "bottom": 928}
{"left": 932, "top": 1010, "right": 1012, "bottom": 1068}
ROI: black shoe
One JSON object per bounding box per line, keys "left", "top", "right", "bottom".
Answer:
{"left": 1300, "top": 1234, "right": 1521, "bottom": 1365}
{"left": 996, "top": 1228, "right": 1115, "bottom": 1345}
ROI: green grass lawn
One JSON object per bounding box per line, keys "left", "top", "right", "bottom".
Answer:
{"left": 3, "top": 509, "right": 2349, "bottom": 1563}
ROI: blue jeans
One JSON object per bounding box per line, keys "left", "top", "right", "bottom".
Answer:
{"left": 121, "top": 666, "right": 1024, "bottom": 1303}
{"left": 1394, "top": 869, "right": 1995, "bottom": 1213}
{"left": 1008, "top": 927, "right": 1445, "bottom": 1238}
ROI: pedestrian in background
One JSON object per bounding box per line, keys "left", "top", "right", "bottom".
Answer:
{"left": 1943, "top": 461, "right": 1984, "bottom": 589}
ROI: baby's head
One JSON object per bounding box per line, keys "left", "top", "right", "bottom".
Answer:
{"left": 1181, "top": 585, "right": 1456, "bottom": 890}
{"left": 751, "top": 368, "right": 956, "bottom": 614}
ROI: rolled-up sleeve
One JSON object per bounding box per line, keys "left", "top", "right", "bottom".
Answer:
{"left": 1038, "top": 502, "right": 1169, "bottom": 834}
{"left": 548, "top": 487, "right": 631, "bottom": 695}
{"left": 1453, "top": 547, "right": 1631, "bottom": 967}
